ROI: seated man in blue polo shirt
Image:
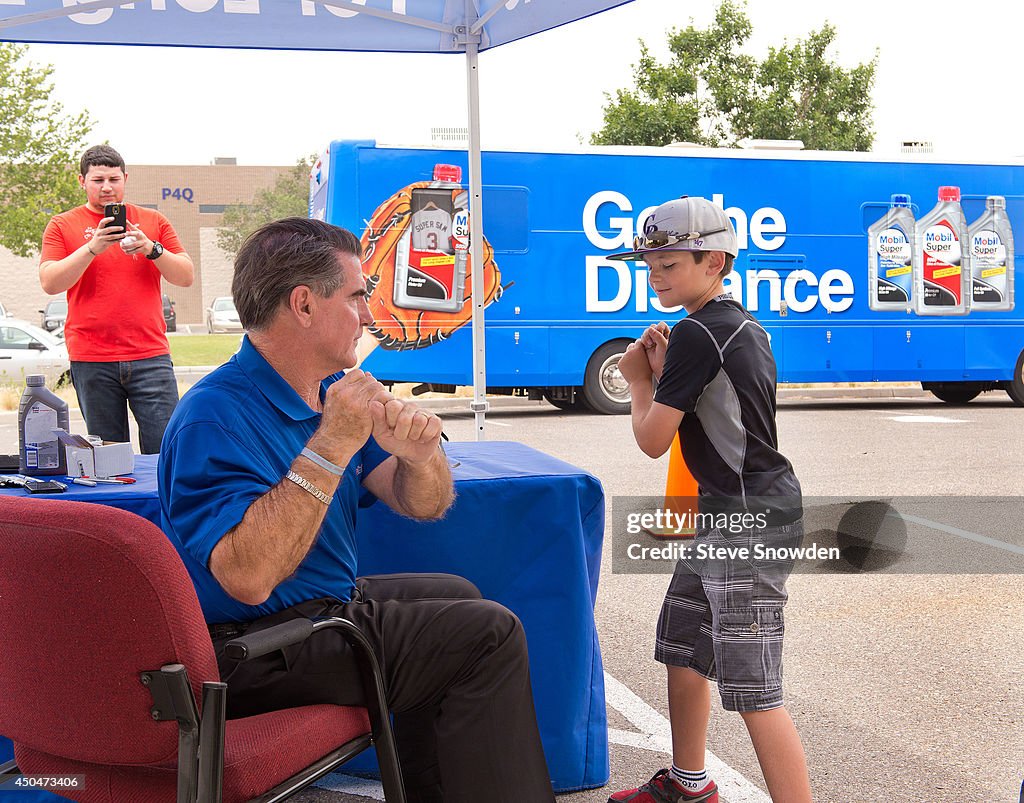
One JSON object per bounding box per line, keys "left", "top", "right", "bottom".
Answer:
{"left": 157, "top": 217, "right": 554, "bottom": 803}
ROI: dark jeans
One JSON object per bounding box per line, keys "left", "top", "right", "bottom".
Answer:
{"left": 210, "top": 574, "right": 555, "bottom": 803}
{"left": 70, "top": 355, "right": 179, "bottom": 454}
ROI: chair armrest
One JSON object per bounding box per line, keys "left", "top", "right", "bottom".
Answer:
{"left": 226, "top": 615, "right": 406, "bottom": 802}
{"left": 224, "top": 618, "right": 313, "bottom": 661}
{"left": 311, "top": 617, "right": 406, "bottom": 803}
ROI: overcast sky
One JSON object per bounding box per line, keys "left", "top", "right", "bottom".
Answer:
{"left": 21, "top": 0, "right": 1024, "bottom": 166}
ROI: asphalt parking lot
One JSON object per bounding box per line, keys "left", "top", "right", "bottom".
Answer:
{"left": 3, "top": 389, "right": 1021, "bottom": 801}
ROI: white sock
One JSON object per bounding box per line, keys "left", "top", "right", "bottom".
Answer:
{"left": 671, "top": 765, "right": 709, "bottom": 794}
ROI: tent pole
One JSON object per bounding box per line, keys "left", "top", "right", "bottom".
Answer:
{"left": 465, "top": 39, "right": 488, "bottom": 441}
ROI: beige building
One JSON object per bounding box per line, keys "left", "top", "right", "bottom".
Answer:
{"left": 0, "top": 162, "right": 294, "bottom": 328}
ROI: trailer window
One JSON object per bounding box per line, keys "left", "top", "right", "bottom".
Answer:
{"left": 482, "top": 186, "right": 528, "bottom": 253}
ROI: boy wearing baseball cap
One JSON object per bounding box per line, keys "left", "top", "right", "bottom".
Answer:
{"left": 608, "top": 197, "right": 811, "bottom": 803}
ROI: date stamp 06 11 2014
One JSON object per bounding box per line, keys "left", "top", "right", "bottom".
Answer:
{"left": 0, "top": 774, "right": 86, "bottom": 791}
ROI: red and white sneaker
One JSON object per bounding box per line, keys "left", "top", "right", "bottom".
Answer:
{"left": 608, "top": 769, "right": 719, "bottom": 803}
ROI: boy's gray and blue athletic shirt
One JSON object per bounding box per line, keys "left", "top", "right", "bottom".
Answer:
{"left": 654, "top": 298, "right": 802, "bottom": 523}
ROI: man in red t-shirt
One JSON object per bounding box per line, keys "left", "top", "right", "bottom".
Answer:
{"left": 39, "top": 145, "right": 194, "bottom": 454}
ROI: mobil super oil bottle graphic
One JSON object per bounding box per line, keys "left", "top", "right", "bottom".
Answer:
{"left": 914, "top": 186, "right": 969, "bottom": 315}
{"left": 393, "top": 163, "right": 469, "bottom": 313}
{"left": 968, "top": 195, "right": 1014, "bottom": 312}
{"left": 868, "top": 193, "right": 915, "bottom": 311}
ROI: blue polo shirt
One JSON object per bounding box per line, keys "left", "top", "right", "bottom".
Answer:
{"left": 158, "top": 336, "right": 390, "bottom": 623}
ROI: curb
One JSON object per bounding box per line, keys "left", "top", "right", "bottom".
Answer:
{"left": 396, "top": 396, "right": 535, "bottom": 411}
{"left": 174, "top": 365, "right": 219, "bottom": 375}
{"left": 776, "top": 385, "right": 928, "bottom": 400}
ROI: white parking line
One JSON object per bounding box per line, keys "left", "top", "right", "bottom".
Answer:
{"left": 891, "top": 512, "right": 1024, "bottom": 556}
{"left": 885, "top": 415, "right": 968, "bottom": 423}
{"left": 604, "top": 672, "right": 771, "bottom": 803}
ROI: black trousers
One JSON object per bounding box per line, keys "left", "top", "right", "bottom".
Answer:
{"left": 210, "top": 573, "right": 555, "bottom": 803}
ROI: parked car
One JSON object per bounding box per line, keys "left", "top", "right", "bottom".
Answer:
{"left": 0, "top": 319, "right": 71, "bottom": 388}
{"left": 162, "top": 294, "right": 176, "bottom": 333}
{"left": 38, "top": 299, "right": 68, "bottom": 332}
{"left": 204, "top": 296, "right": 243, "bottom": 333}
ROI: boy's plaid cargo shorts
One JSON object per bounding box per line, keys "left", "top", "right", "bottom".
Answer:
{"left": 654, "top": 519, "right": 803, "bottom": 712}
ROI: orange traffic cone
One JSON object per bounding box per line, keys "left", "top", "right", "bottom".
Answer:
{"left": 645, "top": 433, "right": 699, "bottom": 538}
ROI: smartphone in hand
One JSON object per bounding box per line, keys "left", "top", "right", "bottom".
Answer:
{"left": 103, "top": 202, "right": 127, "bottom": 232}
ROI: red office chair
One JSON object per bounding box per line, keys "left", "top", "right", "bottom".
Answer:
{"left": 0, "top": 497, "right": 405, "bottom": 803}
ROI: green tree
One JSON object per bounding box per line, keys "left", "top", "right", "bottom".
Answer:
{"left": 216, "top": 155, "right": 314, "bottom": 256}
{"left": 591, "top": 0, "right": 877, "bottom": 151}
{"left": 0, "top": 43, "right": 93, "bottom": 257}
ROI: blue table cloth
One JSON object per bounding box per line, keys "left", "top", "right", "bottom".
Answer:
{"left": 0, "top": 441, "right": 608, "bottom": 795}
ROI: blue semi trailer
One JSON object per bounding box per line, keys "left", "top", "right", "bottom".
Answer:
{"left": 311, "top": 140, "right": 1024, "bottom": 413}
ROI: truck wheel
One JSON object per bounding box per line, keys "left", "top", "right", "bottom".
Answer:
{"left": 925, "top": 382, "right": 982, "bottom": 405}
{"left": 581, "top": 340, "right": 632, "bottom": 415}
{"left": 1006, "top": 351, "right": 1024, "bottom": 406}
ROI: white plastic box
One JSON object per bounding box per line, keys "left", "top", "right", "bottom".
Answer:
{"left": 65, "top": 442, "right": 133, "bottom": 478}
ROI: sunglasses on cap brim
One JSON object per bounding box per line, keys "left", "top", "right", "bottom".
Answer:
{"left": 633, "top": 226, "right": 729, "bottom": 251}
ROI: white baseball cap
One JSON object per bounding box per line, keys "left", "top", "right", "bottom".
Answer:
{"left": 608, "top": 196, "right": 739, "bottom": 260}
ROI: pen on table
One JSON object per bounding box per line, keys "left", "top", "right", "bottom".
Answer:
{"left": 72, "top": 478, "right": 97, "bottom": 487}
{"left": 80, "top": 476, "right": 136, "bottom": 485}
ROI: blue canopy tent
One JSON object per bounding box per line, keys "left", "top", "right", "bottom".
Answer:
{"left": 0, "top": 0, "right": 634, "bottom": 439}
